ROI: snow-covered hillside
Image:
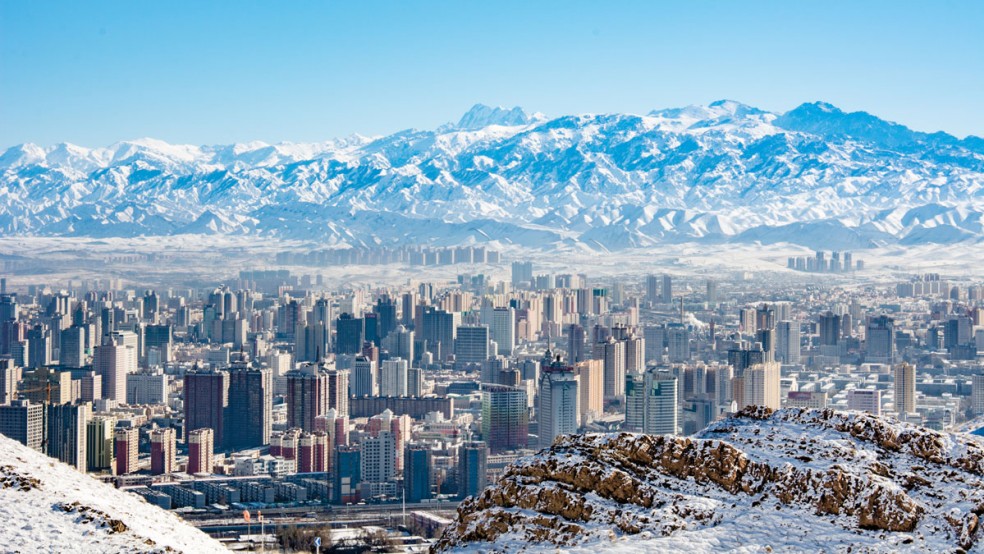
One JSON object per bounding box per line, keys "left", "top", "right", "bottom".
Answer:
{"left": 2, "top": 101, "right": 984, "bottom": 250}
{"left": 435, "top": 407, "right": 984, "bottom": 553}
{"left": 0, "top": 434, "right": 226, "bottom": 553}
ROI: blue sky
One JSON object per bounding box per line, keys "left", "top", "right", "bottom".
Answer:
{"left": 1, "top": 1, "right": 982, "bottom": 148}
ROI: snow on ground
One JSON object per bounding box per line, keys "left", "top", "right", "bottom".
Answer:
{"left": 0, "top": 433, "right": 226, "bottom": 553}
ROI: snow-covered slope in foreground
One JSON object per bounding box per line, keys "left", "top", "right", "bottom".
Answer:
{"left": 0, "top": 434, "right": 226, "bottom": 553}
{"left": 435, "top": 407, "right": 984, "bottom": 553}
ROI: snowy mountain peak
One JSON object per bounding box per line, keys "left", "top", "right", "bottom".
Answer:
{"left": 455, "top": 103, "right": 541, "bottom": 130}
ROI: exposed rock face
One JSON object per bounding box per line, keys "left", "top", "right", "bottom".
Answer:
{"left": 434, "top": 408, "right": 984, "bottom": 553}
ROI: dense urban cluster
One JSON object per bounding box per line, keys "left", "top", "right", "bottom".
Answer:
{"left": 0, "top": 259, "right": 982, "bottom": 547}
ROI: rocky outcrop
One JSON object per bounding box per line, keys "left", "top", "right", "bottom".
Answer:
{"left": 434, "top": 408, "right": 984, "bottom": 553}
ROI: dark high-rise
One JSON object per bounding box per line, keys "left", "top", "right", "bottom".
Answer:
{"left": 226, "top": 361, "right": 272, "bottom": 449}
{"left": 286, "top": 364, "right": 327, "bottom": 432}
{"left": 404, "top": 444, "right": 432, "bottom": 503}
{"left": 374, "top": 297, "right": 398, "bottom": 341}
{"left": 184, "top": 368, "right": 229, "bottom": 448}
{"left": 458, "top": 441, "right": 488, "bottom": 500}
{"left": 336, "top": 313, "right": 364, "bottom": 355}
{"left": 480, "top": 384, "right": 528, "bottom": 453}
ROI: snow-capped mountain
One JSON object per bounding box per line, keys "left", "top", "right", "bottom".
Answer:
{"left": 2, "top": 101, "right": 983, "bottom": 251}
{"left": 0, "top": 433, "right": 226, "bottom": 553}
{"left": 435, "top": 407, "right": 984, "bottom": 553}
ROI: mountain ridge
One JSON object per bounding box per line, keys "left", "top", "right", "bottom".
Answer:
{"left": 2, "top": 101, "right": 984, "bottom": 251}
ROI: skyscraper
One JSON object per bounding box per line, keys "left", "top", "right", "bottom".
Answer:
{"left": 60, "top": 325, "right": 85, "bottom": 368}
{"left": 567, "top": 324, "right": 586, "bottom": 364}
{"left": 0, "top": 399, "right": 44, "bottom": 451}
{"left": 599, "top": 337, "right": 625, "bottom": 399}
{"left": 480, "top": 383, "right": 528, "bottom": 453}
{"left": 47, "top": 402, "right": 90, "bottom": 472}
{"left": 404, "top": 444, "right": 432, "bottom": 503}
{"left": 455, "top": 325, "right": 490, "bottom": 368}
{"left": 865, "top": 315, "right": 896, "bottom": 363}
{"left": 458, "top": 441, "right": 488, "bottom": 500}
{"left": 380, "top": 358, "right": 408, "bottom": 397}
{"left": 776, "top": 321, "right": 801, "bottom": 364}
{"left": 661, "top": 274, "right": 673, "bottom": 304}
{"left": 226, "top": 361, "right": 272, "bottom": 449}
{"left": 335, "top": 313, "right": 364, "bottom": 355}
{"left": 894, "top": 363, "right": 915, "bottom": 415}
{"left": 736, "top": 362, "right": 781, "bottom": 410}
{"left": 484, "top": 307, "right": 515, "bottom": 356}
{"left": 644, "top": 370, "right": 678, "bottom": 435}
{"left": 85, "top": 416, "right": 116, "bottom": 472}
{"left": 286, "top": 364, "right": 328, "bottom": 432}
{"left": 326, "top": 368, "right": 350, "bottom": 417}
{"left": 352, "top": 355, "right": 377, "bottom": 397}
{"left": 94, "top": 335, "right": 137, "bottom": 403}
{"left": 184, "top": 368, "right": 229, "bottom": 448}
{"left": 538, "top": 360, "right": 579, "bottom": 449}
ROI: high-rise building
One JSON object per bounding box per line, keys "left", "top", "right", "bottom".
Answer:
{"left": 894, "top": 363, "right": 915, "bottom": 415}
{"left": 60, "top": 326, "right": 86, "bottom": 368}
{"left": 374, "top": 297, "right": 398, "bottom": 342}
{"left": 404, "top": 444, "right": 432, "bottom": 503}
{"left": 226, "top": 361, "right": 272, "bottom": 449}
{"left": 484, "top": 307, "right": 515, "bottom": 356}
{"left": 511, "top": 261, "right": 534, "bottom": 288}
{"left": 0, "top": 399, "right": 44, "bottom": 451}
{"left": 455, "top": 325, "right": 490, "bottom": 367}
{"left": 326, "top": 368, "right": 350, "bottom": 417}
{"left": 865, "top": 315, "right": 896, "bottom": 363}
{"left": 298, "top": 431, "right": 330, "bottom": 473}
{"left": 187, "top": 428, "right": 214, "bottom": 475}
{"left": 819, "top": 312, "right": 840, "bottom": 346}
{"left": 26, "top": 324, "right": 52, "bottom": 368}
{"left": 380, "top": 358, "right": 408, "bottom": 397}
{"left": 47, "top": 402, "right": 90, "bottom": 472}
{"left": 567, "top": 324, "right": 586, "bottom": 364}
{"left": 126, "top": 370, "right": 167, "bottom": 405}
{"left": 623, "top": 371, "right": 646, "bottom": 432}
{"left": 847, "top": 389, "right": 882, "bottom": 416}
{"left": 150, "top": 427, "right": 176, "bottom": 475}
{"left": 666, "top": 324, "right": 690, "bottom": 363}
{"left": 114, "top": 427, "right": 139, "bottom": 475}
{"left": 480, "top": 383, "right": 528, "bottom": 453}
{"left": 734, "top": 362, "right": 781, "bottom": 410}
{"left": 972, "top": 375, "right": 984, "bottom": 415}
{"left": 85, "top": 416, "right": 116, "bottom": 472}
{"left": 334, "top": 446, "right": 362, "bottom": 504}
{"left": 0, "top": 359, "right": 22, "bottom": 405}
{"left": 623, "top": 334, "right": 645, "bottom": 374}
{"left": 184, "top": 369, "right": 229, "bottom": 448}
{"left": 706, "top": 280, "right": 717, "bottom": 307}
{"left": 661, "top": 275, "right": 673, "bottom": 304}
{"left": 422, "top": 308, "right": 458, "bottom": 361}
{"left": 645, "top": 275, "right": 659, "bottom": 305}
{"left": 458, "top": 441, "right": 488, "bottom": 500}
{"left": 94, "top": 336, "right": 137, "bottom": 403}
{"left": 144, "top": 324, "right": 173, "bottom": 366}
{"left": 776, "top": 321, "right": 801, "bottom": 364}
{"left": 335, "top": 314, "right": 364, "bottom": 355}
{"left": 286, "top": 364, "right": 328, "bottom": 432}
{"left": 643, "top": 370, "right": 678, "bottom": 435}
{"left": 574, "top": 359, "right": 604, "bottom": 424}
{"left": 352, "top": 355, "right": 377, "bottom": 397}
{"left": 537, "top": 360, "right": 579, "bottom": 449}
{"left": 599, "top": 337, "right": 625, "bottom": 399}
{"left": 361, "top": 430, "right": 396, "bottom": 484}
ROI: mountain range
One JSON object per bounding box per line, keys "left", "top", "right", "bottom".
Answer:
{"left": 2, "top": 100, "right": 984, "bottom": 251}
